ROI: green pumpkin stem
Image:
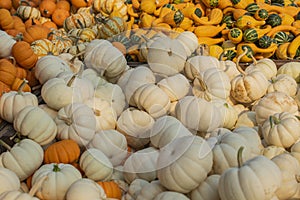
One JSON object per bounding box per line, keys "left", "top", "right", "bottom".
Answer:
{"left": 0, "top": 140, "right": 12, "bottom": 151}
{"left": 236, "top": 47, "right": 248, "bottom": 76}
{"left": 18, "top": 79, "right": 29, "bottom": 94}
{"left": 28, "top": 176, "right": 48, "bottom": 197}
{"left": 237, "top": 146, "right": 245, "bottom": 168}
{"left": 53, "top": 164, "right": 61, "bottom": 172}
{"left": 67, "top": 75, "right": 77, "bottom": 87}
{"left": 194, "top": 75, "right": 211, "bottom": 101}
{"left": 270, "top": 115, "right": 280, "bottom": 127}
{"left": 295, "top": 115, "right": 300, "bottom": 120}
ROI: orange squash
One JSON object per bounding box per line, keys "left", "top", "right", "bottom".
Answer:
{"left": 26, "top": 68, "right": 39, "bottom": 87}
{"left": 39, "top": 0, "right": 57, "bottom": 18}
{"left": 51, "top": 8, "right": 70, "bottom": 27}
{"left": 0, "top": 57, "right": 17, "bottom": 86}
{"left": 97, "top": 181, "right": 122, "bottom": 199}
{"left": 22, "top": 24, "right": 50, "bottom": 44}
{"left": 0, "top": 0, "right": 12, "bottom": 10}
{"left": 0, "top": 8, "right": 14, "bottom": 30}
{"left": 11, "top": 41, "right": 38, "bottom": 70}
{"left": 15, "top": 66, "right": 27, "bottom": 79}
{"left": 11, "top": 77, "right": 31, "bottom": 92}
{"left": 0, "top": 81, "right": 11, "bottom": 97}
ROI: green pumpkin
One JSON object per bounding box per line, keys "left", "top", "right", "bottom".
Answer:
{"left": 109, "top": 34, "right": 131, "bottom": 48}
{"left": 266, "top": 13, "right": 282, "bottom": 27}
{"left": 258, "top": 35, "right": 272, "bottom": 48}
{"left": 173, "top": 10, "right": 184, "bottom": 26}
{"left": 246, "top": 3, "right": 259, "bottom": 14}
{"left": 256, "top": 9, "right": 268, "bottom": 20}
{"left": 243, "top": 28, "right": 258, "bottom": 42}
{"left": 229, "top": 27, "right": 242, "bottom": 38}
{"left": 222, "top": 14, "right": 235, "bottom": 28}
{"left": 224, "top": 50, "right": 237, "bottom": 61}
{"left": 163, "top": 4, "right": 175, "bottom": 10}
{"left": 241, "top": 45, "right": 254, "bottom": 59}
{"left": 273, "top": 31, "right": 290, "bottom": 45}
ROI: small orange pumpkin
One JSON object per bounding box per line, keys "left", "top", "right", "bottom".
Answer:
{"left": 11, "top": 16, "right": 26, "bottom": 34}
{"left": 0, "top": 81, "right": 11, "bottom": 97}
{"left": 39, "top": 0, "right": 57, "bottom": 18}
{"left": 24, "top": 18, "right": 41, "bottom": 28}
{"left": 0, "top": 8, "right": 14, "bottom": 30}
{"left": 22, "top": 24, "right": 50, "bottom": 44}
{"left": 52, "top": 8, "right": 70, "bottom": 27}
{"left": 0, "top": 0, "right": 12, "bottom": 10}
{"left": 56, "top": 0, "right": 70, "bottom": 11}
{"left": 11, "top": 77, "right": 31, "bottom": 92}
{"left": 42, "top": 21, "right": 58, "bottom": 30}
{"left": 0, "top": 57, "right": 17, "bottom": 86}
{"left": 15, "top": 66, "right": 27, "bottom": 79}
{"left": 44, "top": 139, "right": 81, "bottom": 164}
{"left": 71, "top": 0, "right": 93, "bottom": 9}
{"left": 97, "top": 181, "right": 122, "bottom": 199}
{"left": 11, "top": 41, "right": 38, "bottom": 69}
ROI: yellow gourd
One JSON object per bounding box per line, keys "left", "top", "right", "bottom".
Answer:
{"left": 193, "top": 23, "right": 227, "bottom": 38}
{"left": 198, "top": 37, "right": 225, "bottom": 46}
{"left": 275, "top": 42, "right": 290, "bottom": 60}
{"left": 223, "top": 7, "right": 248, "bottom": 21}
{"left": 287, "top": 34, "right": 300, "bottom": 59}
{"left": 152, "top": 9, "right": 184, "bottom": 27}
{"left": 228, "top": 28, "right": 243, "bottom": 44}
{"left": 179, "top": 17, "right": 194, "bottom": 30}
{"left": 193, "top": 8, "right": 223, "bottom": 25}
{"left": 279, "top": 13, "right": 295, "bottom": 26}
{"left": 139, "top": 12, "right": 156, "bottom": 28}
{"left": 217, "top": 0, "right": 233, "bottom": 9}
{"left": 140, "top": 0, "right": 156, "bottom": 14}
{"left": 292, "top": 20, "right": 300, "bottom": 29}
{"left": 266, "top": 25, "right": 297, "bottom": 37}
{"left": 232, "top": 0, "right": 255, "bottom": 9}
{"left": 235, "top": 15, "right": 266, "bottom": 30}
{"left": 209, "top": 44, "right": 224, "bottom": 59}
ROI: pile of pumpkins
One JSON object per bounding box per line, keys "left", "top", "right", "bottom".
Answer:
{"left": 1, "top": 19, "right": 300, "bottom": 199}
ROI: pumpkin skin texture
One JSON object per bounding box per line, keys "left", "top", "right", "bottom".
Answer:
{"left": 13, "top": 106, "right": 57, "bottom": 146}
{"left": 218, "top": 153, "right": 282, "bottom": 200}
{"left": 157, "top": 135, "right": 213, "bottom": 193}
{"left": 0, "top": 58, "right": 17, "bottom": 86}
{"left": 0, "top": 139, "right": 43, "bottom": 181}
{"left": 31, "top": 163, "right": 82, "bottom": 200}
{"left": 44, "top": 139, "right": 80, "bottom": 164}
{"left": 267, "top": 74, "right": 298, "bottom": 97}
{"left": 245, "top": 58, "right": 277, "bottom": 80}
{"left": 79, "top": 148, "right": 113, "bottom": 181}
{"left": 0, "top": 167, "right": 20, "bottom": 195}
{"left": 11, "top": 41, "right": 38, "bottom": 70}
{"left": 189, "top": 174, "right": 220, "bottom": 200}
{"left": 176, "top": 31, "right": 199, "bottom": 57}
{"left": 262, "top": 146, "right": 287, "bottom": 160}
{"left": 0, "top": 30, "right": 16, "bottom": 58}
{"left": 136, "top": 180, "right": 166, "bottom": 200}
{"left": 97, "top": 181, "right": 122, "bottom": 199}
{"left": 55, "top": 103, "right": 96, "bottom": 147}
{"left": 66, "top": 178, "right": 107, "bottom": 200}
{"left": 277, "top": 62, "right": 300, "bottom": 83}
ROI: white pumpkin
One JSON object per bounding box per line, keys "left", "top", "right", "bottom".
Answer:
{"left": 87, "top": 129, "right": 128, "bottom": 167}
{"left": 291, "top": 141, "right": 300, "bottom": 164}
{"left": 254, "top": 91, "right": 298, "bottom": 125}
{"left": 295, "top": 88, "right": 300, "bottom": 109}
{"left": 0, "top": 30, "right": 16, "bottom": 58}
{"left": 235, "top": 111, "right": 257, "bottom": 128}
{"left": 35, "top": 55, "right": 72, "bottom": 84}
{"left": 189, "top": 174, "right": 220, "bottom": 200}
{"left": 157, "top": 135, "right": 213, "bottom": 193}
{"left": 154, "top": 191, "right": 190, "bottom": 200}
{"left": 0, "top": 167, "right": 20, "bottom": 195}
{"left": 57, "top": 52, "right": 83, "bottom": 73}
{"left": 277, "top": 61, "right": 300, "bottom": 83}
{"left": 147, "top": 36, "right": 187, "bottom": 76}
{"left": 31, "top": 163, "right": 82, "bottom": 200}
{"left": 176, "top": 31, "right": 199, "bottom": 57}
{"left": 55, "top": 103, "right": 96, "bottom": 147}
{"left": 267, "top": 74, "right": 297, "bottom": 97}
{"left": 150, "top": 115, "right": 193, "bottom": 149}
{"left": 84, "top": 97, "right": 117, "bottom": 131}
{"left": 79, "top": 148, "right": 113, "bottom": 181}
{"left": 0, "top": 81, "right": 38, "bottom": 123}
{"left": 66, "top": 178, "right": 106, "bottom": 200}
{"left": 245, "top": 58, "right": 277, "bottom": 80}
{"left": 261, "top": 112, "right": 300, "bottom": 148}
{"left": 218, "top": 60, "right": 240, "bottom": 81}
{"left": 123, "top": 147, "right": 159, "bottom": 183}
{"left": 0, "top": 139, "right": 43, "bottom": 181}
{"left": 81, "top": 68, "right": 107, "bottom": 89}
{"left": 116, "top": 107, "right": 155, "bottom": 150}
{"left": 175, "top": 96, "right": 222, "bottom": 133}
{"left": 262, "top": 145, "right": 287, "bottom": 159}
{"left": 157, "top": 74, "right": 190, "bottom": 102}
{"left": 38, "top": 104, "right": 57, "bottom": 120}
{"left": 13, "top": 105, "right": 57, "bottom": 146}
{"left": 0, "top": 190, "right": 40, "bottom": 200}
{"left": 122, "top": 179, "right": 149, "bottom": 200}
{"left": 136, "top": 180, "right": 166, "bottom": 200}
{"left": 212, "top": 100, "right": 238, "bottom": 130}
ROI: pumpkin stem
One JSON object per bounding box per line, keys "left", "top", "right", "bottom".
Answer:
{"left": 6, "top": 56, "right": 16, "bottom": 67}
{"left": 94, "top": 109, "right": 101, "bottom": 116}
{"left": 249, "top": 52, "right": 258, "bottom": 66}
{"left": 270, "top": 115, "right": 280, "bottom": 127}
{"left": 57, "top": 115, "right": 73, "bottom": 126}
{"left": 236, "top": 47, "right": 248, "bottom": 76}
{"left": 28, "top": 176, "right": 48, "bottom": 197}
{"left": 218, "top": 51, "right": 226, "bottom": 61}
{"left": 17, "top": 79, "right": 29, "bottom": 94}
{"left": 53, "top": 164, "right": 61, "bottom": 172}
{"left": 0, "top": 140, "right": 12, "bottom": 151}
{"left": 295, "top": 175, "right": 300, "bottom": 183}
{"left": 67, "top": 74, "right": 77, "bottom": 87}
{"left": 194, "top": 75, "right": 211, "bottom": 101}
{"left": 295, "top": 115, "right": 300, "bottom": 120}
{"left": 20, "top": 182, "right": 29, "bottom": 193}
{"left": 237, "top": 146, "right": 244, "bottom": 168}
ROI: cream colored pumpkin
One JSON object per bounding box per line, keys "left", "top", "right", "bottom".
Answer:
{"left": 290, "top": 141, "right": 300, "bottom": 164}
{"left": 136, "top": 180, "right": 166, "bottom": 200}
{"left": 150, "top": 115, "right": 193, "bottom": 149}
{"left": 117, "top": 66, "right": 156, "bottom": 105}
{"left": 176, "top": 31, "right": 199, "bottom": 57}
{"left": 31, "top": 163, "right": 82, "bottom": 200}
{"left": 157, "top": 135, "right": 213, "bottom": 193}
{"left": 295, "top": 88, "right": 300, "bottom": 109}
{"left": 175, "top": 96, "right": 222, "bottom": 133}
{"left": 132, "top": 83, "right": 170, "bottom": 119}
{"left": 262, "top": 145, "right": 287, "bottom": 159}
{"left": 87, "top": 129, "right": 128, "bottom": 167}
{"left": 35, "top": 55, "right": 72, "bottom": 85}
{"left": 55, "top": 103, "right": 96, "bottom": 147}
{"left": 261, "top": 112, "right": 300, "bottom": 148}
{"left": 0, "top": 81, "right": 38, "bottom": 123}
{"left": 84, "top": 39, "right": 127, "bottom": 83}
{"left": 123, "top": 147, "right": 159, "bottom": 183}
{"left": 268, "top": 74, "right": 298, "bottom": 97}
{"left": 157, "top": 74, "right": 190, "bottom": 102}
{"left": 154, "top": 191, "right": 190, "bottom": 200}
{"left": 0, "top": 30, "right": 16, "bottom": 58}
{"left": 147, "top": 36, "right": 187, "bottom": 76}
{"left": 0, "top": 139, "right": 43, "bottom": 181}
{"left": 0, "top": 167, "right": 20, "bottom": 195}
{"left": 277, "top": 61, "right": 300, "bottom": 83}
{"left": 81, "top": 68, "right": 108, "bottom": 89}
{"left": 79, "top": 148, "right": 113, "bottom": 181}
{"left": 0, "top": 190, "right": 40, "bottom": 200}
{"left": 212, "top": 100, "right": 238, "bottom": 130}
{"left": 38, "top": 104, "right": 57, "bottom": 120}
{"left": 123, "top": 179, "right": 149, "bottom": 200}
{"left": 84, "top": 97, "right": 117, "bottom": 131}
{"left": 13, "top": 105, "right": 57, "bottom": 146}
{"left": 245, "top": 58, "right": 277, "bottom": 80}
{"left": 235, "top": 111, "right": 257, "bottom": 128}
{"left": 272, "top": 153, "right": 300, "bottom": 200}
{"left": 116, "top": 107, "right": 154, "bottom": 150}
{"left": 66, "top": 178, "right": 107, "bottom": 200}
{"left": 254, "top": 91, "right": 298, "bottom": 125}
{"left": 219, "top": 60, "right": 240, "bottom": 81}
{"left": 189, "top": 174, "right": 220, "bottom": 200}
{"left": 57, "top": 53, "right": 83, "bottom": 74}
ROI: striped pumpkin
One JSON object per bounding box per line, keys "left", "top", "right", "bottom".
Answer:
{"left": 258, "top": 35, "right": 272, "bottom": 48}
{"left": 31, "top": 38, "right": 59, "bottom": 57}
{"left": 266, "top": 13, "right": 282, "bottom": 27}
{"left": 97, "top": 16, "right": 127, "bottom": 39}
{"left": 16, "top": 5, "right": 41, "bottom": 21}
{"left": 243, "top": 28, "right": 259, "bottom": 42}
{"left": 93, "top": 0, "right": 128, "bottom": 20}
{"left": 273, "top": 31, "right": 290, "bottom": 45}
{"left": 202, "top": 0, "right": 219, "bottom": 8}
{"left": 63, "top": 12, "right": 95, "bottom": 32}
{"left": 245, "top": 3, "right": 259, "bottom": 14}
{"left": 68, "top": 28, "right": 97, "bottom": 43}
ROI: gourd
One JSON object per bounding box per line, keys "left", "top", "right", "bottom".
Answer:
{"left": 97, "top": 16, "right": 127, "bottom": 39}
{"left": 193, "top": 8, "right": 223, "bottom": 25}
{"left": 31, "top": 163, "right": 82, "bottom": 200}
{"left": 79, "top": 148, "right": 113, "bottom": 181}
{"left": 287, "top": 34, "right": 300, "bottom": 59}
{"left": 0, "top": 79, "right": 38, "bottom": 123}
{"left": 66, "top": 178, "right": 107, "bottom": 200}
{"left": 16, "top": 5, "right": 41, "bottom": 21}
{"left": 13, "top": 105, "right": 57, "bottom": 146}
{"left": 55, "top": 102, "right": 96, "bottom": 147}
{"left": 0, "top": 167, "right": 20, "bottom": 195}
{"left": 290, "top": 141, "right": 300, "bottom": 164}
{"left": 189, "top": 175, "right": 220, "bottom": 200}
{"left": 267, "top": 74, "right": 297, "bottom": 97}
{"left": 11, "top": 41, "right": 38, "bottom": 70}
{"left": 157, "top": 135, "right": 213, "bottom": 193}
{"left": 87, "top": 129, "right": 128, "bottom": 167}
{"left": 0, "top": 139, "right": 43, "bottom": 181}
{"left": 228, "top": 27, "right": 243, "bottom": 44}
{"left": 0, "top": 30, "right": 16, "bottom": 58}
{"left": 218, "top": 147, "right": 282, "bottom": 200}
{"left": 63, "top": 11, "right": 94, "bottom": 32}
{"left": 30, "top": 38, "right": 59, "bottom": 57}
{"left": 212, "top": 100, "right": 238, "bottom": 130}
{"left": 242, "top": 25, "right": 272, "bottom": 42}
{"left": 266, "top": 13, "right": 282, "bottom": 27}
{"left": 123, "top": 147, "right": 159, "bottom": 183}
{"left": 235, "top": 15, "right": 266, "bottom": 30}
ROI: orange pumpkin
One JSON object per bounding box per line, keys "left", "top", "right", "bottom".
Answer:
{"left": 0, "top": 57, "right": 17, "bottom": 86}
{"left": 11, "top": 41, "right": 38, "bottom": 69}
{"left": 44, "top": 139, "right": 81, "bottom": 164}
{"left": 0, "top": 8, "right": 14, "bottom": 30}
{"left": 15, "top": 66, "right": 27, "bottom": 79}
{"left": 0, "top": 0, "right": 12, "bottom": 10}
{"left": 12, "top": 0, "right": 40, "bottom": 9}
{"left": 22, "top": 24, "right": 50, "bottom": 44}
{"left": 42, "top": 21, "right": 58, "bottom": 30}
{"left": 11, "top": 77, "right": 31, "bottom": 92}
{"left": 0, "top": 81, "right": 11, "bottom": 97}
{"left": 39, "top": 0, "right": 57, "bottom": 18}
{"left": 71, "top": 0, "right": 93, "bottom": 9}
{"left": 5, "top": 29, "right": 21, "bottom": 37}
{"left": 52, "top": 8, "right": 70, "bottom": 27}
{"left": 24, "top": 18, "right": 41, "bottom": 28}
{"left": 11, "top": 15, "right": 26, "bottom": 33}
{"left": 56, "top": 0, "right": 70, "bottom": 11}
{"left": 97, "top": 181, "right": 122, "bottom": 199}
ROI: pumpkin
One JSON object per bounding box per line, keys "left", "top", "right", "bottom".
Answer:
{"left": 254, "top": 91, "right": 298, "bottom": 125}
{"left": 30, "top": 38, "right": 59, "bottom": 57}
{"left": 11, "top": 77, "right": 31, "bottom": 92}
{"left": 157, "top": 135, "right": 213, "bottom": 193}
{"left": 0, "top": 57, "right": 17, "bottom": 86}
{"left": 0, "top": 8, "right": 14, "bottom": 30}
{"left": 97, "top": 16, "right": 127, "bottom": 39}
{"left": 79, "top": 148, "right": 113, "bottom": 181}
{"left": 244, "top": 57, "right": 277, "bottom": 80}
{"left": 22, "top": 25, "right": 50, "bottom": 44}
{"left": 235, "top": 111, "right": 257, "bottom": 128}
{"left": 176, "top": 31, "right": 199, "bottom": 57}
{"left": 277, "top": 61, "right": 300, "bottom": 83}
{"left": 52, "top": 8, "right": 70, "bottom": 27}
{"left": 49, "top": 30, "right": 73, "bottom": 54}
{"left": 0, "top": 0, "right": 12, "bottom": 9}
{"left": 81, "top": 68, "right": 107, "bottom": 88}
{"left": 189, "top": 174, "right": 220, "bottom": 200}
{"left": 116, "top": 107, "right": 155, "bottom": 150}
{"left": 31, "top": 163, "right": 82, "bottom": 200}
{"left": 218, "top": 147, "right": 282, "bottom": 200}
{"left": 154, "top": 191, "right": 189, "bottom": 200}
{"left": 0, "top": 79, "right": 38, "bottom": 123}
{"left": 0, "top": 30, "right": 16, "bottom": 58}
{"left": 267, "top": 74, "right": 297, "bottom": 97}
{"left": 44, "top": 139, "right": 80, "bottom": 164}
{"left": 66, "top": 178, "right": 107, "bottom": 200}
{"left": 93, "top": 0, "right": 127, "bottom": 21}
{"left": 63, "top": 11, "right": 94, "bottom": 32}
{"left": 55, "top": 102, "right": 96, "bottom": 147}
{"left": 150, "top": 115, "right": 192, "bottom": 149}
{"left": 13, "top": 105, "right": 57, "bottom": 146}
{"left": 123, "top": 147, "right": 160, "bottom": 183}
{"left": 175, "top": 96, "right": 222, "bottom": 133}
{"left": 57, "top": 53, "right": 83, "bottom": 73}
{"left": 39, "top": 0, "right": 56, "bottom": 18}
{"left": 0, "top": 167, "right": 20, "bottom": 195}
{"left": 16, "top": 5, "right": 41, "bottom": 21}
{"left": 262, "top": 145, "right": 287, "bottom": 159}
{"left": 87, "top": 129, "right": 128, "bottom": 167}
{"left": 97, "top": 181, "right": 122, "bottom": 199}
{"left": 212, "top": 100, "right": 238, "bottom": 130}
{"left": 0, "top": 139, "right": 43, "bottom": 181}
{"left": 11, "top": 41, "right": 38, "bottom": 70}
{"left": 123, "top": 179, "right": 149, "bottom": 200}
